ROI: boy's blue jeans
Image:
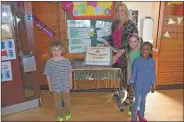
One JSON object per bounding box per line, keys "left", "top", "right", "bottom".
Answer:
{"left": 131, "top": 92, "right": 147, "bottom": 121}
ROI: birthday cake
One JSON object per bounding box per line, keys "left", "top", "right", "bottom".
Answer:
{"left": 85, "top": 46, "right": 112, "bottom": 65}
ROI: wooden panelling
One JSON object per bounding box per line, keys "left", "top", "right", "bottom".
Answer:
{"left": 161, "top": 39, "right": 183, "bottom": 45}
{"left": 164, "top": 5, "right": 175, "bottom": 15}
{"left": 157, "top": 77, "right": 183, "bottom": 83}
{"left": 157, "top": 72, "right": 173, "bottom": 78}
{"left": 161, "top": 32, "right": 183, "bottom": 39}
{"left": 163, "top": 27, "right": 183, "bottom": 33}
{"left": 159, "top": 55, "right": 183, "bottom": 61}
{"left": 32, "top": 2, "right": 66, "bottom": 84}
{"left": 164, "top": 15, "right": 184, "bottom": 21}
{"left": 160, "top": 43, "right": 183, "bottom": 51}
{"left": 159, "top": 61, "right": 183, "bottom": 67}
{"left": 156, "top": 2, "right": 183, "bottom": 85}
{"left": 163, "top": 20, "right": 183, "bottom": 27}
{"left": 158, "top": 66, "right": 183, "bottom": 73}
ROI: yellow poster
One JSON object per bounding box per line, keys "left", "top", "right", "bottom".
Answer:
{"left": 71, "top": 2, "right": 114, "bottom": 19}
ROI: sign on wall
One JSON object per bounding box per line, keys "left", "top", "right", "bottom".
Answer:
{"left": 1, "top": 61, "right": 13, "bottom": 82}
{"left": 1, "top": 39, "right": 16, "bottom": 61}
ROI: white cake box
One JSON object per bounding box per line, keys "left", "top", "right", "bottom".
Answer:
{"left": 84, "top": 46, "right": 112, "bottom": 66}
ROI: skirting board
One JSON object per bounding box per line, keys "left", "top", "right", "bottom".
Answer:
{"left": 41, "top": 84, "right": 184, "bottom": 91}
{"left": 2, "top": 98, "right": 42, "bottom": 116}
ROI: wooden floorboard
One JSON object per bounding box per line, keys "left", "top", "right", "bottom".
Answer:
{"left": 2, "top": 89, "right": 183, "bottom": 121}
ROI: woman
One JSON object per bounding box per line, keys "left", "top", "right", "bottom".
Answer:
{"left": 103, "top": 3, "right": 138, "bottom": 107}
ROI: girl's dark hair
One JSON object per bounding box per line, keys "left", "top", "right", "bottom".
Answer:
{"left": 140, "top": 41, "right": 153, "bottom": 58}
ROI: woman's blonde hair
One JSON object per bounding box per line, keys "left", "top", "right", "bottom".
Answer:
{"left": 49, "top": 40, "right": 65, "bottom": 55}
{"left": 114, "top": 3, "right": 130, "bottom": 21}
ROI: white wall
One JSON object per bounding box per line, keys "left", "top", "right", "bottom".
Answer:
{"left": 122, "top": 2, "right": 156, "bottom": 38}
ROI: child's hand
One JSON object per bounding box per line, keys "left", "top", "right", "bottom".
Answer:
{"left": 112, "top": 55, "right": 119, "bottom": 64}
{"left": 151, "top": 85, "right": 155, "bottom": 93}
{"left": 49, "top": 87, "right": 53, "bottom": 92}
{"left": 103, "top": 41, "right": 109, "bottom": 47}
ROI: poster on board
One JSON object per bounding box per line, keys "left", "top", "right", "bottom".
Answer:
{"left": 67, "top": 28, "right": 91, "bottom": 39}
{"left": 67, "top": 20, "right": 91, "bottom": 27}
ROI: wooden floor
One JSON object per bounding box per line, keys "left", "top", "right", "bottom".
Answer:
{"left": 2, "top": 89, "right": 183, "bottom": 121}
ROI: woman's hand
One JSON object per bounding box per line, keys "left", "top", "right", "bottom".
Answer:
{"left": 103, "top": 41, "right": 109, "bottom": 47}
{"left": 112, "top": 49, "right": 126, "bottom": 64}
{"left": 49, "top": 87, "right": 53, "bottom": 92}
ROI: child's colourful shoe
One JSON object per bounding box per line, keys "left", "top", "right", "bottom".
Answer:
{"left": 137, "top": 110, "right": 147, "bottom": 122}
{"left": 57, "top": 115, "right": 64, "bottom": 122}
{"left": 128, "top": 106, "right": 132, "bottom": 116}
{"left": 128, "top": 110, "right": 131, "bottom": 116}
{"left": 66, "top": 111, "right": 72, "bottom": 120}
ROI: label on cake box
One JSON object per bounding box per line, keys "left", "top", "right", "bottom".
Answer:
{"left": 85, "top": 46, "right": 112, "bottom": 65}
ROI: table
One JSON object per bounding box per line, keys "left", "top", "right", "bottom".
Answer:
{"left": 72, "top": 66, "right": 125, "bottom": 111}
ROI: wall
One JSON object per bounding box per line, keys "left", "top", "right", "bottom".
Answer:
{"left": 156, "top": 2, "right": 183, "bottom": 85}
{"left": 122, "top": 2, "right": 156, "bottom": 37}
{"left": 32, "top": 2, "right": 66, "bottom": 85}
{"left": 31, "top": 2, "right": 119, "bottom": 85}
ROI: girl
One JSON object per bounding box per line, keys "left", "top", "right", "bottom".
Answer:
{"left": 44, "top": 40, "right": 72, "bottom": 122}
{"left": 126, "top": 34, "right": 142, "bottom": 116}
{"left": 130, "top": 42, "right": 156, "bottom": 121}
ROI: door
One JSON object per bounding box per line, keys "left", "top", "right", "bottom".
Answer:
{"left": 1, "top": 2, "right": 41, "bottom": 116}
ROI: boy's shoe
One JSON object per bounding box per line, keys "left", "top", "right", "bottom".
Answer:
{"left": 66, "top": 111, "right": 72, "bottom": 120}
{"left": 128, "top": 106, "right": 132, "bottom": 116}
{"left": 57, "top": 115, "right": 64, "bottom": 122}
{"left": 128, "top": 110, "right": 131, "bottom": 116}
